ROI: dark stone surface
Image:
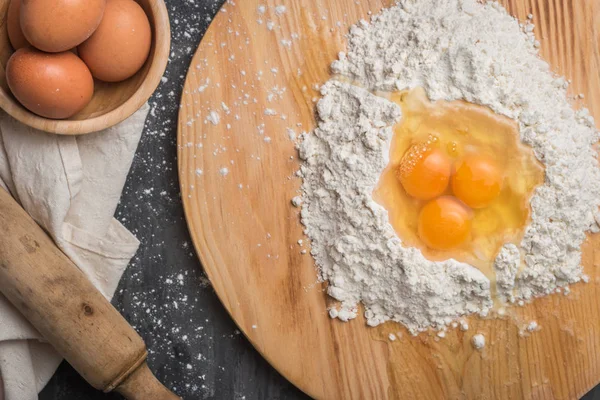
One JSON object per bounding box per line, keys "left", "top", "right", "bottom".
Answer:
{"left": 37, "top": 1, "right": 600, "bottom": 399}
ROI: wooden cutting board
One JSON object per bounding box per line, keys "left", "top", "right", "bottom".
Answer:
{"left": 177, "top": 1, "right": 600, "bottom": 399}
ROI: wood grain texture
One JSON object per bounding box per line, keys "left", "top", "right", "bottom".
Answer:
{"left": 0, "top": 0, "right": 170, "bottom": 135}
{"left": 178, "top": 1, "right": 600, "bottom": 399}
{"left": 0, "top": 189, "right": 179, "bottom": 399}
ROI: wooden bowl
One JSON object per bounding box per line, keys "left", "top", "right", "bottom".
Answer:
{"left": 0, "top": 0, "right": 170, "bottom": 135}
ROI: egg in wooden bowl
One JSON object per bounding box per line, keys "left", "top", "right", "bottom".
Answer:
{"left": 0, "top": 0, "right": 170, "bottom": 135}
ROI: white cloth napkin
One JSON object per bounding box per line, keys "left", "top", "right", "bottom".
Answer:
{"left": 0, "top": 105, "right": 149, "bottom": 400}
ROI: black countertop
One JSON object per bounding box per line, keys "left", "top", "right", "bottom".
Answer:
{"left": 38, "top": 1, "right": 600, "bottom": 399}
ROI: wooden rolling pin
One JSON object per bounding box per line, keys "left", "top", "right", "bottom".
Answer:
{"left": 0, "top": 188, "right": 179, "bottom": 400}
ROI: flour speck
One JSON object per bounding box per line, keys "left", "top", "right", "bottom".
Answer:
{"left": 274, "top": 5, "right": 286, "bottom": 15}
{"left": 206, "top": 111, "right": 220, "bottom": 125}
{"left": 291, "top": 196, "right": 302, "bottom": 207}
{"left": 472, "top": 334, "right": 486, "bottom": 349}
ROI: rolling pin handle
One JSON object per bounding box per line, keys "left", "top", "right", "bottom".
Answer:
{"left": 0, "top": 188, "right": 180, "bottom": 399}
{"left": 116, "top": 363, "right": 181, "bottom": 400}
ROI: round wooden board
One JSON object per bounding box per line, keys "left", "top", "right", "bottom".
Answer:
{"left": 178, "top": 1, "right": 600, "bottom": 399}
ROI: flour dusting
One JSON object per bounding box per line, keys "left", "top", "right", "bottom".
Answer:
{"left": 472, "top": 334, "right": 486, "bottom": 349}
{"left": 298, "top": 0, "right": 600, "bottom": 333}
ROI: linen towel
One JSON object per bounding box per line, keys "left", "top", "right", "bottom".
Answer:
{"left": 0, "top": 105, "right": 149, "bottom": 400}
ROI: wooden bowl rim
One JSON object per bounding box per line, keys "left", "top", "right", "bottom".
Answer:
{"left": 0, "top": 0, "right": 170, "bottom": 135}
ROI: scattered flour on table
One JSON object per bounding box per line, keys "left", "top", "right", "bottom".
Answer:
{"left": 472, "top": 334, "right": 486, "bottom": 349}
{"left": 527, "top": 321, "right": 538, "bottom": 331}
{"left": 291, "top": 196, "right": 302, "bottom": 207}
{"left": 298, "top": 0, "right": 600, "bottom": 334}
{"left": 206, "top": 110, "right": 220, "bottom": 125}
{"left": 274, "top": 5, "right": 287, "bottom": 16}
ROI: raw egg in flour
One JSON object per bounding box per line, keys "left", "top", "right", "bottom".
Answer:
{"left": 418, "top": 196, "right": 472, "bottom": 250}
{"left": 452, "top": 154, "right": 503, "bottom": 208}
{"left": 397, "top": 142, "right": 451, "bottom": 200}
{"left": 373, "top": 87, "right": 544, "bottom": 276}
{"left": 20, "top": 0, "right": 106, "bottom": 52}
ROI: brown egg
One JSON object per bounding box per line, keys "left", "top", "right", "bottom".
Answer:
{"left": 7, "top": 0, "right": 29, "bottom": 50}
{"left": 78, "top": 0, "right": 151, "bottom": 82}
{"left": 20, "top": 0, "right": 106, "bottom": 52}
{"left": 6, "top": 48, "right": 94, "bottom": 119}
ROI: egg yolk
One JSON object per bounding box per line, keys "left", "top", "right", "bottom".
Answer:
{"left": 418, "top": 196, "right": 472, "bottom": 250}
{"left": 396, "top": 144, "right": 451, "bottom": 200}
{"left": 374, "top": 88, "right": 545, "bottom": 286}
{"left": 452, "top": 155, "right": 503, "bottom": 208}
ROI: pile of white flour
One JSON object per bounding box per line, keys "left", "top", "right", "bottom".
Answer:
{"left": 298, "top": 0, "right": 600, "bottom": 333}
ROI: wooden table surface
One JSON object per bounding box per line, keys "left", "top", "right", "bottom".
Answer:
{"left": 37, "top": 0, "right": 600, "bottom": 399}
{"left": 176, "top": 0, "right": 600, "bottom": 398}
